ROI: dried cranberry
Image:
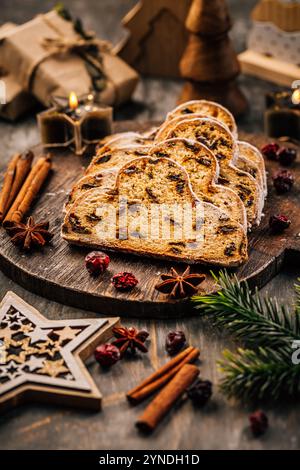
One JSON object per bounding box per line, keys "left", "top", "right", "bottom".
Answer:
{"left": 165, "top": 330, "right": 186, "bottom": 355}
{"left": 94, "top": 343, "right": 120, "bottom": 367}
{"left": 278, "top": 147, "right": 297, "bottom": 167}
{"left": 187, "top": 379, "right": 213, "bottom": 406}
{"left": 111, "top": 272, "right": 138, "bottom": 291}
{"left": 261, "top": 143, "right": 279, "bottom": 160}
{"left": 85, "top": 251, "right": 110, "bottom": 276}
{"left": 273, "top": 170, "right": 294, "bottom": 193}
{"left": 249, "top": 410, "right": 268, "bottom": 437}
{"left": 269, "top": 214, "right": 291, "bottom": 233}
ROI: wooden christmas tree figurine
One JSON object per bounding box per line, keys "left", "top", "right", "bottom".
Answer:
{"left": 179, "top": 0, "right": 248, "bottom": 117}
{"left": 117, "top": 0, "right": 192, "bottom": 78}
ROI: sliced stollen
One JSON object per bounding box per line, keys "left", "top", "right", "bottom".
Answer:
{"left": 167, "top": 100, "right": 238, "bottom": 138}
{"left": 62, "top": 157, "right": 248, "bottom": 267}
{"left": 149, "top": 138, "right": 247, "bottom": 231}
{"left": 96, "top": 132, "right": 154, "bottom": 155}
{"left": 86, "top": 145, "right": 151, "bottom": 175}
{"left": 68, "top": 140, "right": 247, "bottom": 231}
{"left": 67, "top": 146, "right": 151, "bottom": 209}
{"left": 156, "top": 114, "right": 264, "bottom": 195}
{"left": 66, "top": 169, "right": 119, "bottom": 210}
{"left": 160, "top": 117, "right": 264, "bottom": 228}
{"left": 238, "top": 141, "right": 267, "bottom": 196}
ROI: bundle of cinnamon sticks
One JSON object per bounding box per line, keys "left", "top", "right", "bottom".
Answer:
{"left": 127, "top": 346, "right": 200, "bottom": 433}
{"left": 0, "top": 151, "right": 52, "bottom": 226}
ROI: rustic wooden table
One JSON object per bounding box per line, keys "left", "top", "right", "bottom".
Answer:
{"left": 0, "top": 0, "right": 299, "bottom": 450}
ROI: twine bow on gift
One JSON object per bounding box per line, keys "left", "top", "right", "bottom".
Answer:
{"left": 41, "top": 36, "right": 111, "bottom": 56}
{"left": 39, "top": 35, "right": 113, "bottom": 94}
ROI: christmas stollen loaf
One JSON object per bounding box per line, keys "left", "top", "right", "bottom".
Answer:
{"left": 67, "top": 139, "right": 247, "bottom": 230}
{"left": 62, "top": 157, "right": 248, "bottom": 267}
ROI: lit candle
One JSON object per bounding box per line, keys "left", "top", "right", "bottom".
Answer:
{"left": 38, "top": 92, "right": 113, "bottom": 155}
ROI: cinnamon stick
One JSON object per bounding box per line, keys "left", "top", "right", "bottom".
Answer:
{"left": 127, "top": 347, "right": 200, "bottom": 404}
{"left": 128, "top": 346, "right": 194, "bottom": 396}
{"left": 0, "top": 151, "right": 34, "bottom": 222}
{"left": 3, "top": 156, "right": 52, "bottom": 227}
{"left": 136, "top": 364, "right": 199, "bottom": 433}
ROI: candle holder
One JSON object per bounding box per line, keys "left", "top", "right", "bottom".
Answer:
{"left": 264, "top": 87, "right": 300, "bottom": 142}
{"left": 38, "top": 93, "right": 113, "bottom": 155}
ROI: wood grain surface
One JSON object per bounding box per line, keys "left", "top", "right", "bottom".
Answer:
{"left": 0, "top": 0, "right": 299, "bottom": 452}
{"left": 0, "top": 121, "right": 299, "bottom": 318}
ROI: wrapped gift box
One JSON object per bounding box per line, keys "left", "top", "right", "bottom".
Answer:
{"left": 0, "top": 10, "right": 139, "bottom": 120}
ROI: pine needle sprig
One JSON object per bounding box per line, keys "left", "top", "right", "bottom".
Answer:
{"left": 192, "top": 271, "right": 300, "bottom": 402}
{"left": 219, "top": 347, "right": 300, "bottom": 402}
{"left": 192, "top": 271, "right": 300, "bottom": 350}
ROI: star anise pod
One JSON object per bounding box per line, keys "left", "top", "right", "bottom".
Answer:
{"left": 112, "top": 326, "right": 149, "bottom": 355}
{"left": 6, "top": 216, "right": 54, "bottom": 251}
{"left": 155, "top": 266, "right": 206, "bottom": 299}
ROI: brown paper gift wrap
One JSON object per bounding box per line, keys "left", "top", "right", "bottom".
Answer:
{"left": 0, "top": 11, "right": 139, "bottom": 120}
{"left": 0, "top": 23, "right": 37, "bottom": 120}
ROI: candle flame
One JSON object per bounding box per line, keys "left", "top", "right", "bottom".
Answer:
{"left": 292, "top": 88, "right": 300, "bottom": 105}
{"left": 69, "top": 91, "right": 78, "bottom": 110}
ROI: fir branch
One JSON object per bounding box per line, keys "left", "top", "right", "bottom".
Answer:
{"left": 219, "top": 347, "right": 300, "bottom": 402}
{"left": 192, "top": 271, "right": 300, "bottom": 401}
{"left": 192, "top": 271, "right": 300, "bottom": 351}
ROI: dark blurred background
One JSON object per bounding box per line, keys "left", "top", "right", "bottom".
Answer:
{"left": 0, "top": 0, "right": 283, "bottom": 155}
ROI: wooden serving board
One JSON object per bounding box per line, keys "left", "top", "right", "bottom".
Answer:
{"left": 0, "top": 121, "right": 299, "bottom": 318}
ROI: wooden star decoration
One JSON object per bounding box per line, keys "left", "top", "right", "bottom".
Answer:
{"left": 0, "top": 292, "right": 119, "bottom": 412}
{"left": 0, "top": 326, "right": 14, "bottom": 341}
{"left": 38, "top": 359, "right": 69, "bottom": 378}
{"left": 52, "top": 326, "right": 82, "bottom": 344}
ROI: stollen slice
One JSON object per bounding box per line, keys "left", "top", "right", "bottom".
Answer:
{"left": 62, "top": 157, "right": 248, "bottom": 267}
{"left": 86, "top": 145, "right": 151, "bottom": 175}
{"left": 96, "top": 132, "right": 154, "bottom": 155}
{"left": 160, "top": 117, "right": 264, "bottom": 228}
{"left": 166, "top": 100, "right": 238, "bottom": 138}
{"left": 66, "top": 169, "right": 119, "bottom": 210}
{"left": 156, "top": 115, "right": 264, "bottom": 195}
{"left": 238, "top": 141, "right": 267, "bottom": 196}
{"left": 149, "top": 138, "right": 247, "bottom": 231}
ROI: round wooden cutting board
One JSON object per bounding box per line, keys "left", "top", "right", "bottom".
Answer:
{"left": 0, "top": 121, "right": 299, "bottom": 318}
